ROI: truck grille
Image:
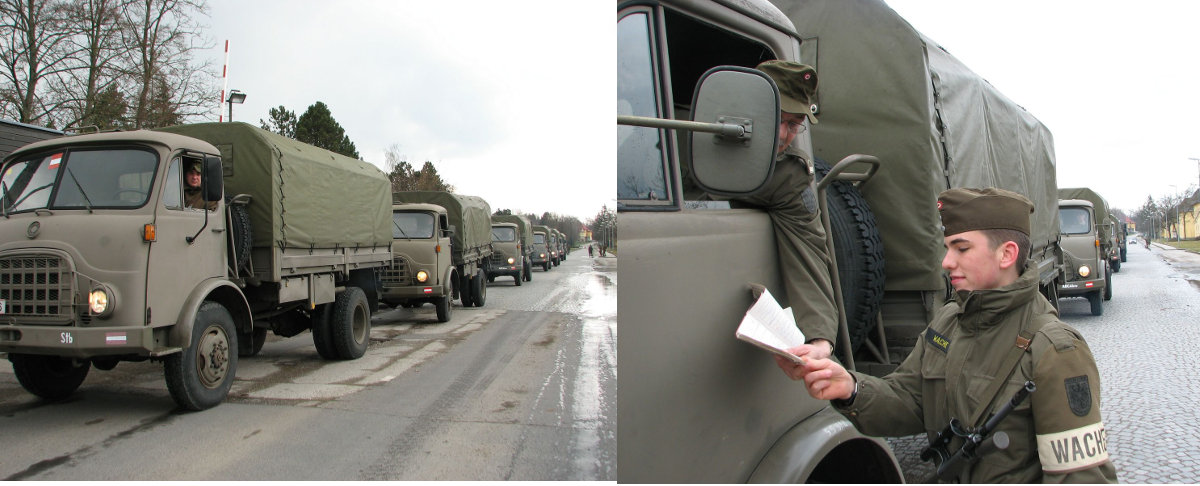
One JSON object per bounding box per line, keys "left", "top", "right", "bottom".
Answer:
{"left": 0, "top": 254, "right": 75, "bottom": 318}
{"left": 381, "top": 257, "right": 408, "bottom": 286}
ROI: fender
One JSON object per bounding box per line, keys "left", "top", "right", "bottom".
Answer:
{"left": 443, "top": 266, "right": 457, "bottom": 296}
{"left": 747, "top": 406, "right": 902, "bottom": 482}
{"left": 167, "top": 277, "right": 252, "bottom": 350}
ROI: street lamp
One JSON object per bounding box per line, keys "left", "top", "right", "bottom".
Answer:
{"left": 226, "top": 89, "right": 246, "bottom": 122}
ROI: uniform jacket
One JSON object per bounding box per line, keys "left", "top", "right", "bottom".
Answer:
{"left": 727, "top": 147, "right": 837, "bottom": 343}
{"left": 185, "top": 188, "right": 217, "bottom": 211}
{"left": 837, "top": 268, "right": 1118, "bottom": 483}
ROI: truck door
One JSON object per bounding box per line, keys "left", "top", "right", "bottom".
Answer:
{"left": 145, "top": 154, "right": 224, "bottom": 327}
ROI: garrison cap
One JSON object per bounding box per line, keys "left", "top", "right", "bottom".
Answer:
{"left": 756, "top": 60, "right": 819, "bottom": 124}
{"left": 187, "top": 160, "right": 202, "bottom": 173}
{"left": 938, "top": 187, "right": 1034, "bottom": 237}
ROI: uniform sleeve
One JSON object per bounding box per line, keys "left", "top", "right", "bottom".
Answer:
{"left": 834, "top": 334, "right": 927, "bottom": 437}
{"left": 1031, "top": 325, "right": 1118, "bottom": 483}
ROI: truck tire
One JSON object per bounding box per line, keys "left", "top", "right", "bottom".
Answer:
{"left": 226, "top": 197, "right": 252, "bottom": 271}
{"left": 514, "top": 271, "right": 522, "bottom": 286}
{"left": 543, "top": 261, "right": 550, "bottom": 272}
{"left": 238, "top": 327, "right": 267, "bottom": 357}
{"left": 435, "top": 295, "right": 453, "bottom": 322}
{"left": 165, "top": 301, "right": 237, "bottom": 411}
{"left": 311, "top": 303, "right": 337, "bottom": 360}
{"left": 813, "top": 159, "right": 886, "bottom": 355}
{"left": 1111, "top": 257, "right": 1121, "bottom": 273}
{"left": 10, "top": 353, "right": 90, "bottom": 400}
{"left": 471, "top": 269, "right": 487, "bottom": 307}
{"left": 1103, "top": 266, "right": 1113, "bottom": 301}
{"left": 1121, "top": 247, "right": 1127, "bottom": 262}
{"left": 330, "top": 287, "right": 371, "bottom": 359}
{"left": 347, "top": 269, "right": 379, "bottom": 314}
{"left": 1088, "top": 291, "right": 1103, "bottom": 316}
{"left": 524, "top": 259, "right": 532, "bottom": 281}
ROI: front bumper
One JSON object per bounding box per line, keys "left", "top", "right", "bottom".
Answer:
{"left": 0, "top": 323, "right": 168, "bottom": 358}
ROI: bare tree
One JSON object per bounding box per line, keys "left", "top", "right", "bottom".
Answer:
{"left": 120, "top": 0, "right": 215, "bottom": 128}
{"left": 0, "top": 0, "right": 75, "bottom": 125}
{"left": 55, "top": 0, "right": 134, "bottom": 129}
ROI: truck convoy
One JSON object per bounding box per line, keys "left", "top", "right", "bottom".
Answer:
{"left": 490, "top": 213, "right": 534, "bottom": 283}
{"left": 617, "top": 0, "right": 1069, "bottom": 481}
{"left": 383, "top": 191, "right": 493, "bottom": 321}
{"left": 1057, "top": 187, "right": 1116, "bottom": 315}
{"left": 0, "top": 122, "right": 392, "bottom": 410}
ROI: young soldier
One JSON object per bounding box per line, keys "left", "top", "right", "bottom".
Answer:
{"left": 776, "top": 188, "right": 1118, "bottom": 482}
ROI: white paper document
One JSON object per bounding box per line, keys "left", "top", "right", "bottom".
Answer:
{"left": 735, "top": 288, "right": 808, "bottom": 365}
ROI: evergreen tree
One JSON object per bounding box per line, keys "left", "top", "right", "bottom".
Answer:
{"left": 296, "top": 101, "right": 360, "bottom": 158}
{"left": 259, "top": 105, "right": 296, "bottom": 138}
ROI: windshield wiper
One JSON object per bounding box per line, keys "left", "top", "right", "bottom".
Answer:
{"left": 8, "top": 183, "right": 54, "bottom": 213}
{"left": 393, "top": 220, "right": 410, "bottom": 239}
{"left": 65, "top": 168, "right": 94, "bottom": 213}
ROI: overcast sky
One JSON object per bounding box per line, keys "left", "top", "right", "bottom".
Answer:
{"left": 202, "top": 0, "right": 611, "bottom": 223}
{"left": 884, "top": 0, "right": 1200, "bottom": 213}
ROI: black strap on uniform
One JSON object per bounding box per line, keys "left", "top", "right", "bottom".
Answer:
{"left": 967, "top": 312, "right": 1055, "bottom": 427}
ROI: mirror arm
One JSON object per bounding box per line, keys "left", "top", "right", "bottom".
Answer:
{"left": 617, "top": 115, "right": 749, "bottom": 141}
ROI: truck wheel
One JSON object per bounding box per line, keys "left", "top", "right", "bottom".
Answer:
{"left": 524, "top": 259, "right": 532, "bottom": 281}
{"left": 471, "top": 269, "right": 487, "bottom": 307}
{"left": 514, "top": 271, "right": 522, "bottom": 286}
{"left": 330, "top": 287, "right": 371, "bottom": 359}
{"left": 435, "top": 295, "right": 453, "bottom": 322}
{"left": 311, "top": 303, "right": 337, "bottom": 360}
{"left": 225, "top": 197, "right": 252, "bottom": 271}
{"left": 1088, "top": 291, "right": 1104, "bottom": 316}
{"left": 165, "top": 301, "right": 237, "bottom": 411}
{"left": 1111, "top": 257, "right": 1121, "bottom": 273}
{"left": 1121, "top": 248, "right": 1127, "bottom": 262}
{"left": 543, "top": 261, "right": 550, "bottom": 272}
{"left": 10, "top": 353, "right": 90, "bottom": 400}
{"left": 814, "top": 159, "right": 886, "bottom": 356}
{"left": 238, "top": 327, "right": 267, "bottom": 357}
{"left": 1103, "top": 266, "right": 1113, "bottom": 301}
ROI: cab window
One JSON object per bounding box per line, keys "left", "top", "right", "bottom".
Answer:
{"left": 1059, "top": 207, "right": 1092, "bottom": 235}
{"left": 492, "top": 226, "right": 517, "bottom": 242}
{"left": 617, "top": 10, "right": 670, "bottom": 204}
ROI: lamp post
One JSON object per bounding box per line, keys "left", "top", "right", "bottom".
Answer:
{"left": 226, "top": 89, "right": 246, "bottom": 122}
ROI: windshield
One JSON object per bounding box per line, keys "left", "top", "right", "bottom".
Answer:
{"left": 393, "top": 211, "right": 434, "bottom": 238}
{"left": 1, "top": 148, "right": 157, "bottom": 213}
{"left": 534, "top": 233, "right": 546, "bottom": 244}
{"left": 1059, "top": 207, "right": 1092, "bottom": 235}
{"left": 492, "top": 226, "right": 516, "bottom": 242}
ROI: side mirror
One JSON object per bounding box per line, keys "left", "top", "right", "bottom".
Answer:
{"left": 689, "top": 66, "right": 780, "bottom": 197}
{"left": 204, "top": 155, "right": 223, "bottom": 202}
{"left": 444, "top": 225, "right": 456, "bottom": 238}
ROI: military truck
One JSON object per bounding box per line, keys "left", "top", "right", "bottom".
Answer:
{"left": 0, "top": 122, "right": 392, "bottom": 410}
{"left": 491, "top": 213, "right": 534, "bottom": 282}
{"left": 487, "top": 221, "right": 523, "bottom": 286}
{"left": 1057, "top": 189, "right": 1112, "bottom": 316}
{"left": 383, "top": 191, "right": 493, "bottom": 320}
{"left": 531, "top": 225, "right": 552, "bottom": 271}
{"left": 618, "top": 0, "right": 1071, "bottom": 481}
{"left": 1059, "top": 188, "right": 1120, "bottom": 275}
{"left": 555, "top": 229, "right": 569, "bottom": 261}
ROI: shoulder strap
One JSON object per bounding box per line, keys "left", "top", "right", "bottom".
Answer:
{"left": 967, "top": 312, "right": 1055, "bottom": 427}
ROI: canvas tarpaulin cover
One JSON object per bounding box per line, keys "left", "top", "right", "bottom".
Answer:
{"left": 157, "top": 122, "right": 392, "bottom": 250}
{"left": 775, "top": 0, "right": 1059, "bottom": 292}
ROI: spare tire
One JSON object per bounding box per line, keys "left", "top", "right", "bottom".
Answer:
{"left": 225, "top": 196, "right": 252, "bottom": 271}
{"left": 813, "top": 158, "right": 885, "bottom": 356}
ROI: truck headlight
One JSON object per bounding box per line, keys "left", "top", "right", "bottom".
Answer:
{"left": 507, "top": 257, "right": 515, "bottom": 265}
{"left": 416, "top": 270, "right": 429, "bottom": 283}
{"left": 89, "top": 285, "right": 115, "bottom": 318}
{"left": 1078, "top": 265, "right": 1091, "bottom": 278}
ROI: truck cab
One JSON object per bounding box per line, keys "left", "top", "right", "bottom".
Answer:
{"left": 487, "top": 222, "right": 523, "bottom": 285}
{"left": 531, "top": 227, "right": 551, "bottom": 271}
{"left": 380, "top": 203, "right": 457, "bottom": 322}
{"left": 1057, "top": 199, "right": 1109, "bottom": 315}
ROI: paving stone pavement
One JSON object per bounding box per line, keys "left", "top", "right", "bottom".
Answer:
{"left": 881, "top": 243, "right": 1200, "bottom": 483}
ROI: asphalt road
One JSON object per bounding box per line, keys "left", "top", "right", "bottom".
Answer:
{"left": 0, "top": 252, "right": 616, "bottom": 481}
{"left": 888, "top": 242, "right": 1200, "bottom": 483}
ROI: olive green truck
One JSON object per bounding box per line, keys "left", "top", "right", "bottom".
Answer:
{"left": 1057, "top": 187, "right": 1117, "bottom": 316}
{"left": 490, "top": 213, "right": 534, "bottom": 284}
{"left": 382, "top": 191, "right": 493, "bottom": 322}
{"left": 618, "top": 0, "right": 1069, "bottom": 481}
{"left": 0, "top": 122, "right": 392, "bottom": 411}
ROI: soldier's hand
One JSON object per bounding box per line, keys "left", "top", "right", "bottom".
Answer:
{"left": 748, "top": 282, "right": 767, "bottom": 300}
{"left": 800, "top": 358, "right": 855, "bottom": 401}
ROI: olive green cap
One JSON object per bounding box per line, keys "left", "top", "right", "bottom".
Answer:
{"left": 755, "top": 60, "right": 818, "bottom": 124}
{"left": 188, "top": 160, "right": 202, "bottom": 173}
{"left": 938, "top": 187, "right": 1034, "bottom": 236}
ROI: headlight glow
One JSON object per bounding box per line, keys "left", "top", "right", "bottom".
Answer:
{"left": 416, "top": 270, "right": 429, "bottom": 283}
{"left": 89, "top": 286, "right": 114, "bottom": 317}
{"left": 1078, "top": 265, "right": 1091, "bottom": 278}
{"left": 507, "top": 257, "right": 515, "bottom": 265}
